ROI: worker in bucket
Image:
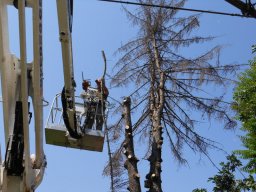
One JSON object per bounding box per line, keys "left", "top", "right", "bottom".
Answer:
{"left": 95, "top": 78, "right": 109, "bottom": 130}
{"left": 81, "top": 78, "right": 108, "bottom": 131}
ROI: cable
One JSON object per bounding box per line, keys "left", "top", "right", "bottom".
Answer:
{"left": 98, "top": 0, "right": 254, "bottom": 18}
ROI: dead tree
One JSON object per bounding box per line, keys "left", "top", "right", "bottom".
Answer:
{"left": 123, "top": 97, "right": 141, "bottom": 192}
{"left": 143, "top": 35, "right": 165, "bottom": 192}
{"left": 108, "top": 0, "right": 245, "bottom": 191}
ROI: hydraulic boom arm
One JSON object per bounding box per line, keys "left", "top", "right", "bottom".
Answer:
{"left": 0, "top": 1, "right": 46, "bottom": 191}
{"left": 56, "top": 0, "right": 81, "bottom": 139}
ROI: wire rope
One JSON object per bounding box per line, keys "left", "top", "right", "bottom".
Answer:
{"left": 98, "top": 0, "right": 255, "bottom": 18}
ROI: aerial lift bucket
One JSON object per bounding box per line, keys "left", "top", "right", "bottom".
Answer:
{"left": 45, "top": 94, "right": 105, "bottom": 152}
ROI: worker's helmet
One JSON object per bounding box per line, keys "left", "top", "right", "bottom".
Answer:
{"left": 82, "top": 80, "right": 90, "bottom": 90}
{"left": 95, "top": 78, "right": 104, "bottom": 86}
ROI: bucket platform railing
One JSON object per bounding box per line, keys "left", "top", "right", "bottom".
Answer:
{"left": 45, "top": 93, "right": 105, "bottom": 152}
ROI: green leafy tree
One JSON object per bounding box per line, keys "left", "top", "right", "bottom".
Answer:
{"left": 193, "top": 154, "right": 256, "bottom": 192}
{"left": 233, "top": 58, "right": 256, "bottom": 174}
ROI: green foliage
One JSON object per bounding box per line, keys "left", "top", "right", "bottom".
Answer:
{"left": 192, "top": 189, "right": 207, "bottom": 192}
{"left": 233, "top": 58, "right": 256, "bottom": 174}
{"left": 252, "top": 45, "right": 256, "bottom": 53}
{"left": 193, "top": 154, "right": 256, "bottom": 192}
{"left": 208, "top": 154, "right": 242, "bottom": 192}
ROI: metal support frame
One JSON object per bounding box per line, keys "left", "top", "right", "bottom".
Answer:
{"left": 0, "top": 0, "right": 46, "bottom": 191}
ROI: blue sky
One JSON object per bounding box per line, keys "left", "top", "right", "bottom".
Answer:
{"left": 2, "top": 0, "right": 256, "bottom": 191}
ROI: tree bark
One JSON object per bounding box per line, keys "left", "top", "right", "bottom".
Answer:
{"left": 144, "top": 36, "right": 164, "bottom": 192}
{"left": 123, "top": 97, "right": 141, "bottom": 192}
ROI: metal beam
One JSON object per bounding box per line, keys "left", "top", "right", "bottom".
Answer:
{"left": 56, "top": 0, "right": 76, "bottom": 133}
{"left": 32, "top": 0, "right": 44, "bottom": 169}
{"left": 18, "top": 0, "right": 32, "bottom": 190}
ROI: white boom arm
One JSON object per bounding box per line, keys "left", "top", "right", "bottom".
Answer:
{"left": 0, "top": 0, "right": 46, "bottom": 191}
{"left": 56, "top": 0, "right": 81, "bottom": 139}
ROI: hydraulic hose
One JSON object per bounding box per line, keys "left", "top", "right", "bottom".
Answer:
{"left": 61, "top": 87, "right": 81, "bottom": 139}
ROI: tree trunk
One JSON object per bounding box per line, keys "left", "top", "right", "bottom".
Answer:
{"left": 123, "top": 97, "right": 141, "bottom": 192}
{"left": 106, "top": 125, "right": 115, "bottom": 192}
{"left": 145, "top": 36, "right": 164, "bottom": 192}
